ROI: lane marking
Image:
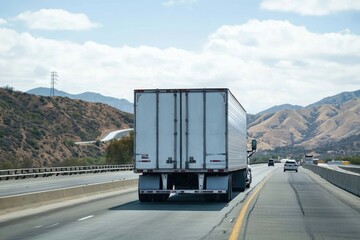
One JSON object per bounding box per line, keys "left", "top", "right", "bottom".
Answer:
{"left": 44, "top": 223, "right": 59, "bottom": 229}
{"left": 228, "top": 171, "right": 275, "bottom": 240}
{"left": 33, "top": 225, "right": 43, "bottom": 229}
{"left": 78, "top": 215, "right": 94, "bottom": 221}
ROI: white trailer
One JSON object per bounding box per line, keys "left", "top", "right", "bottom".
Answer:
{"left": 134, "top": 88, "right": 256, "bottom": 202}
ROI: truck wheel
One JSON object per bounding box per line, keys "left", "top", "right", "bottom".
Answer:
{"left": 246, "top": 171, "right": 252, "bottom": 188}
{"left": 204, "top": 194, "right": 216, "bottom": 202}
{"left": 157, "top": 194, "right": 170, "bottom": 202}
{"left": 139, "top": 193, "right": 150, "bottom": 202}
{"left": 232, "top": 170, "right": 246, "bottom": 192}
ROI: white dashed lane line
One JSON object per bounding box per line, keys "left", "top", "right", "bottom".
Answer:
{"left": 78, "top": 215, "right": 94, "bottom": 221}
{"left": 32, "top": 215, "right": 95, "bottom": 230}
{"left": 44, "top": 223, "right": 60, "bottom": 229}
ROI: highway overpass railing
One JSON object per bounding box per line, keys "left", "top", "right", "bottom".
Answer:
{"left": 0, "top": 164, "right": 134, "bottom": 181}
{"left": 303, "top": 164, "right": 360, "bottom": 197}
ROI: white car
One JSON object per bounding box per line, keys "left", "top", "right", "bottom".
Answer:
{"left": 284, "top": 160, "right": 298, "bottom": 172}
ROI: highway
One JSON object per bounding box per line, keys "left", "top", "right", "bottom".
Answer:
{"left": 100, "top": 128, "right": 133, "bottom": 142}
{"left": 235, "top": 167, "right": 360, "bottom": 240}
{"left": 0, "top": 171, "right": 139, "bottom": 197}
{"left": 75, "top": 128, "right": 133, "bottom": 145}
{"left": 1, "top": 164, "right": 359, "bottom": 240}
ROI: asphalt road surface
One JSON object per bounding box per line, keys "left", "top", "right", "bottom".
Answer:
{"left": 236, "top": 167, "right": 360, "bottom": 240}
{"left": 0, "top": 164, "right": 359, "bottom": 240}
{"left": 0, "top": 171, "right": 139, "bottom": 197}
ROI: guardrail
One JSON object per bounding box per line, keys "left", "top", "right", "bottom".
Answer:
{"left": 0, "top": 164, "right": 134, "bottom": 181}
{"left": 303, "top": 164, "right": 360, "bottom": 197}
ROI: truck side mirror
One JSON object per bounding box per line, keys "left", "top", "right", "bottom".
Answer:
{"left": 251, "top": 140, "right": 257, "bottom": 151}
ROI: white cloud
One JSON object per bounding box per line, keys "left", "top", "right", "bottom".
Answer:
{"left": 0, "top": 18, "right": 7, "bottom": 25}
{"left": 163, "top": 0, "right": 198, "bottom": 7}
{"left": 206, "top": 20, "right": 359, "bottom": 59}
{"left": 261, "top": 0, "right": 360, "bottom": 16}
{"left": 1, "top": 20, "right": 359, "bottom": 114}
{"left": 14, "top": 9, "right": 100, "bottom": 30}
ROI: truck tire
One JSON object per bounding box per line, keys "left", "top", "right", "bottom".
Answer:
{"left": 155, "top": 194, "right": 170, "bottom": 202}
{"left": 204, "top": 194, "right": 216, "bottom": 202}
{"left": 233, "top": 169, "right": 246, "bottom": 192}
{"left": 139, "top": 192, "right": 150, "bottom": 202}
{"left": 139, "top": 193, "right": 169, "bottom": 202}
{"left": 246, "top": 170, "right": 252, "bottom": 188}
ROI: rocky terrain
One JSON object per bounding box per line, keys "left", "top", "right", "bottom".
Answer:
{"left": 0, "top": 87, "right": 133, "bottom": 167}
{"left": 1, "top": 87, "right": 359, "bottom": 167}
{"left": 248, "top": 90, "right": 360, "bottom": 155}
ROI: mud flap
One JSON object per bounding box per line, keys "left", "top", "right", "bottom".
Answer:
{"left": 206, "top": 175, "right": 229, "bottom": 190}
{"left": 139, "top": 175, "right": 160, "bottom": 190}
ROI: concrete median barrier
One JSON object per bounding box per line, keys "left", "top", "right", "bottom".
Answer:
{"left": 303, "top": 164, "right": 360, "bottom": 196}
{"left": 0, "top": 178, "right": 138, "bottom": 215}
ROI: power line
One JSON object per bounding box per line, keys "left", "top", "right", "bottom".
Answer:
{"left": 50, "top": 71, "right": 58, "bottom": 97}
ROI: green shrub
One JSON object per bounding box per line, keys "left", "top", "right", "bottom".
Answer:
{"left": 64, "top": 139, "right": 75, "bottom": 147}
{"left": 339, "top": 156, "right": 360, "bottom": 165}
{"left": 106, "top": 132, "right": 133, "bottom": 164}
{"left": 0, "top": 158, "right": 20, "bottom": 169}
{"left": 4, "top": 85, "right": 14, "bottom": 93}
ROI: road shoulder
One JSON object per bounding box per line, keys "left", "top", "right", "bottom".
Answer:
{"left": 302, "top": 167, "right": 360, "bottom": 213}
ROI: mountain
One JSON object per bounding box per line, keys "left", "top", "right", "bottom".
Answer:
{"left": 307, "top": 90, "right": 360, "bottom": 108}
{"left": 256, "top": 104, "right": 303, "bottom": 116}
{"left": 248, "top": 90, "right": 360, "bottom": 154}
{"left": 2, "top": 87, "right": 359, "bottom": 167}
{"left": 253, "top": 90, "right": 360, "bottom": 117}
{"left": 27, "top": 87, "right": 133, "bottom": 113}
{"left": 0, "top": 88, "right": 133, "bottom": 168}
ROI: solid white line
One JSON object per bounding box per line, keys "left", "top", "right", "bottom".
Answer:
{"left": 78, "top": 215, "right": 94, "bottom": 221}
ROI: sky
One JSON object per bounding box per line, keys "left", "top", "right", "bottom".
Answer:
{"left": 0, "top": 0, "right": 359, "bottom": 114}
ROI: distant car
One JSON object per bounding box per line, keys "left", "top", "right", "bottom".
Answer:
{"left": 268, "top": 159, "right": 274, "bottom": 167}
{"left": 284, "top": 160, "right": 298, "bottom": 172}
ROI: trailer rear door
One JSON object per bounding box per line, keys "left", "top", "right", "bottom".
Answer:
{"left": 135, "top": 89, "right": 227, "bottom": 171}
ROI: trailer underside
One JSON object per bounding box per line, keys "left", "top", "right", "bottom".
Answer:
{"left": 138, "top": 169, "right": 250, "bottom": 202}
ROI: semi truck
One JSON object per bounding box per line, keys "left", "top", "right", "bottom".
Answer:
{"left": 303, "top": 154, "right": 319, "bottom": 165}
{"left": 134, "top": 88, "right": 256, "bottom": 202}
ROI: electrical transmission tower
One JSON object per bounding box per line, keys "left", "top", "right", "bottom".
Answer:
{"left": 50, "top": 71, "right": 58, "bottom": 97}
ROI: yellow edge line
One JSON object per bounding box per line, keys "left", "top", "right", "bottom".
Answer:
{"left": 228, "top": 171, "right": 275, "bottom": 240}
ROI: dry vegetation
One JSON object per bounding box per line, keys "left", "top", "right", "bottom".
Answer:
{"left": 1, "top": 86, "right": 358, "bottom": 168}
{"left": 248, "top": 98, "right": 360, "bottom": 152}
{"left": 0, "top": 87, "right": 133, "bottom": 168}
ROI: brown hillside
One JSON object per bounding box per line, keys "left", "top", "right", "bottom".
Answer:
{"left": 248, "top": 98, "right": 360, "bottom": 151}
{"left": 0, "top": 88, "right": 133, "bottom": 167}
